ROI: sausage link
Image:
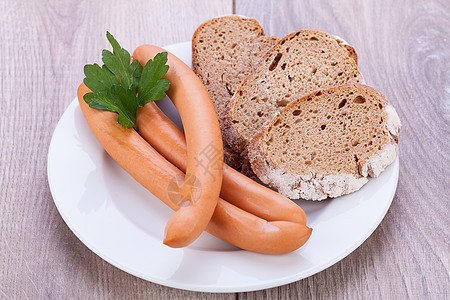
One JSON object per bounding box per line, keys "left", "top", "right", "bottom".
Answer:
{"left": 133, "top": 45, "right": 223, "bottom": 247}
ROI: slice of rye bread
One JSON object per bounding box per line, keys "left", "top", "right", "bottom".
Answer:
{"left": 192, "top": 15, "right": 279, "bottom": 170}
{"left": 247, "top": 84, "right": 401, "bottom": 201}
{"left": 222, "top": 30, "right": 364, "bottom": 154}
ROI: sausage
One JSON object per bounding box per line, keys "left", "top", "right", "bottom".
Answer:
{"left": 136, "top": 102, "right": 307, "bottom": 225}
{"left": 133, "top": 45, "right": 223, "bottom": 248}
{"left": 77, "top": 83, "right": 312, "bottom": 253}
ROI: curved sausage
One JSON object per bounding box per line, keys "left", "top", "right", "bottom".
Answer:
{"left": 77, "top": 83, "right": 312, "bottom": 253}
{"left": 136, "top": 102, "right": 307, "bottom": 225}
{"left": 133, "top": 45, "right": 223, "bottom": 247}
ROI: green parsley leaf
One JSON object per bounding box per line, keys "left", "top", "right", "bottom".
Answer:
{"left": 83, "top": 63, "right": 119, "bottom": 94}
{"left": 81, "top": 32, "right": 170, "bottom": 130}
{"left": 138, "top": 52, "right": 170, "bottom": 106}
{"left": 101, "top": 32, "right": 141, "bottom": 92}
{"left": 85, "top": 86, "right": 138, "bottom": 129}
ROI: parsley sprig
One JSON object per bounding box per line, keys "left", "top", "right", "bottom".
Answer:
{"left": 83, "top": 32, "right": 170, "bottom": 129}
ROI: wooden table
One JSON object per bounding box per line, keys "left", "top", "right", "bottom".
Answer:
{"left": 1, "top": 0, "right": 448, "bottom": 298}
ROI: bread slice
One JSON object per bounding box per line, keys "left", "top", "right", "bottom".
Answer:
{"left": 192, "top": 16, "right": 279, "bottom": 171}
{"left": 247, "top": 84, "right": 401, "bottom": 200}
{"left": 222, "top": 30, "right": 364, "bottom": 153}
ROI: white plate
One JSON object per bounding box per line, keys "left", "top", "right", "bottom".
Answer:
{"left": 47, "top": 41, "right": 399, "bottom": 293}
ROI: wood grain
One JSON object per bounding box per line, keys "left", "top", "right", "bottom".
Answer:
{"left": 0, "top": 0, "right": 448, "bottom": 299}
{"left": 235, "top": 0, "right": 450, "bottom": 299}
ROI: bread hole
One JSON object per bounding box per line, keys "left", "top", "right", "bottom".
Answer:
{"left": 305, "top": 161, "right": 312, "bottom": 165}
{"left": 338, "top": 72, "right": 343, "bottom": 76}
{"left": 354, "top": 96, "right": 366, "bottom": 104}
{"left": 281, "top": 63, "right": 287, "bottom": 70}
{"left": 352, "top": 140, "right": 359, "bottom": 146}
{"left": 288, "top": 75, "right": 293, "bottom": 81}
{"left": 273, "top": 118, "right": 281, "bottom": 127}
{"left": 312, "top": 109, "right": 318, "bottom": 113}
{"left": 276, "top": 98, "right": 289, "bottom": 107}
{"left": 231, "top": 120, "right": 239, "bottom": 124}
{"left": 257, "top": 111, "right": 263, "bottom": 117}
{"left": 239, "top": 90, "right": 243, "bottom": 96}
{"left": 331, "top": 62, "right": 337, "bottom": 66}
{"left": 320, "top": 124, "right": 326, "bottom": 130}
{"left": 311, "top": 67, "right": 317, "bottom": 75}
{"left": 338, "top": 99, "right": 347, "bottom": 109}
{"left": 292, "top": 109, "right": 302, "bottom": 116}
{"left": 379, "top": 103, "right": 383, "bottom": 109}
{"left": 345, "top": 147, "right": 350, "bottom": 151}
{"left": 269, "top": 53, "right": 282, "bottom": 71}
{"left": 284, "top": 124, "right": 290, "bottom": 129}
{"left": 310, "top": 36, "right": 318, "bottom": 41}
{"left": 285, "top": 139, "right": 289, "bottom": 143}
{"left": 282, "top": 150, "right": 287, "bottom": 155}
{"left": 286, "top": 47, "right": 290, "bottom": 53}
{"left": 315, "top": 91, "right": 322, "bottom": 96}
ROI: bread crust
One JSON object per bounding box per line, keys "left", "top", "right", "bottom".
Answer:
{"left": 247, "top": 84, "right": 401, "bottom": 200}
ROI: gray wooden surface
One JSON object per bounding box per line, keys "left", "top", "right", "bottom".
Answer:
{"left": 0, "top": 0, "right": 448, "bottom": 299}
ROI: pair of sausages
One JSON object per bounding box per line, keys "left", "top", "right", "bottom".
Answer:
{"left": 77, "top": 45, "right": 312, "bottom": 254}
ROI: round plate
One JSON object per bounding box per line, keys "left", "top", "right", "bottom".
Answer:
{"left": 47, "top": 41, "right": 399, "bottom": 293}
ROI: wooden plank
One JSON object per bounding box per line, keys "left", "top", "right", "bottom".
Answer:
{"left": 0, "top": 0, "right": 234, "bottom": 299}
{"left": 235, "top": 0, "right": 450, "bottom": 299}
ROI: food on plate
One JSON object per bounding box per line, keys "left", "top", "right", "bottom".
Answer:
{"left": 192, "top": 15, "right": 279, "bottom": 172}
{"left": 248, "top": 84, "right": 401, "bottom": 200}
{"left": 82, "top": 32, "right": 223, "bottom": 248}
{"left": 78, "top": 83, "right": 311, "bottom": 254}
{"left": 222, "top": 29, "right": 364, "bottom": 154}
{"left": 133, "top": 44, "right": 224, "bottom": 248}
{"left": 136, "top": 102, "right": 307, "bottom": 225}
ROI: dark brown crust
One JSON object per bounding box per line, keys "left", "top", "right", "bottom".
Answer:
{"left": 343, "top": 44, "right": 358, "bottom": 65}
{"left": 223, "top": 144, "right": 246, "bottom": 169}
